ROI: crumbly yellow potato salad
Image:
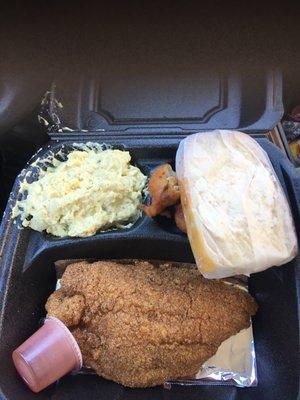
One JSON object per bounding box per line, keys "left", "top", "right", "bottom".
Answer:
{"left": 13, "top": 145, "right": 147, "bottom": 237}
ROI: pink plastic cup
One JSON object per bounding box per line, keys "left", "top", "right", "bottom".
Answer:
{"left": 12, "top": 317, "right": 82, "bottom": 393}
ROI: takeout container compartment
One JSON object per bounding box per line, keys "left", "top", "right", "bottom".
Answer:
{"left": 0, "top": 137, "right": 299, "bottom": 400}
{"left": 11, "top": 141, "right": 186, "bottom": 245}
{"left": 0, "top": 69, "right": 299, "bottom": 400}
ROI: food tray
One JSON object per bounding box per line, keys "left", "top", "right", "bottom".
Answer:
{"left": 0, "top": 136, "right": 299, "bottom": 400}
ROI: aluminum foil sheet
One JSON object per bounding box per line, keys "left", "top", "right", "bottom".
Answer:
{"left": 54, "top": 259, "right": 257, "bottom": 388}
{"left": 165, "top": 326, "right": 257, "bottom": 388}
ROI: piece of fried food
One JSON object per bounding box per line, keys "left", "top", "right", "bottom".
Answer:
{"left": 142, "top": 164, "right": 180, "bottom": 217}
{"left": 46, "top": 260, "right": 257, "bottom": 388}
{"left": 175, "top": 203, "right": 187, "bottom": 233}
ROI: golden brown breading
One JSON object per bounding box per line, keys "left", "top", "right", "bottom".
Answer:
{"left": 142, "top": 164, "right": 180, "bottom": 217}
{"left": 46, "top": 260, "right": 257, "bottom": 387}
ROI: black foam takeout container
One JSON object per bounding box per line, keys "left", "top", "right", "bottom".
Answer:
{"left": 0, "top": 70, "right": 299, "bottom": 400}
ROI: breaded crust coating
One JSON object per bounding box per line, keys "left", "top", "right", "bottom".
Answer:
{"left": 46, "top": 260, "right": 257, "bottom": 387}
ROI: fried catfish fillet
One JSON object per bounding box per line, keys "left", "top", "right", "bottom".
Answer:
{"left": 46, "top": 260, "right": 257, "bottom": 388}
